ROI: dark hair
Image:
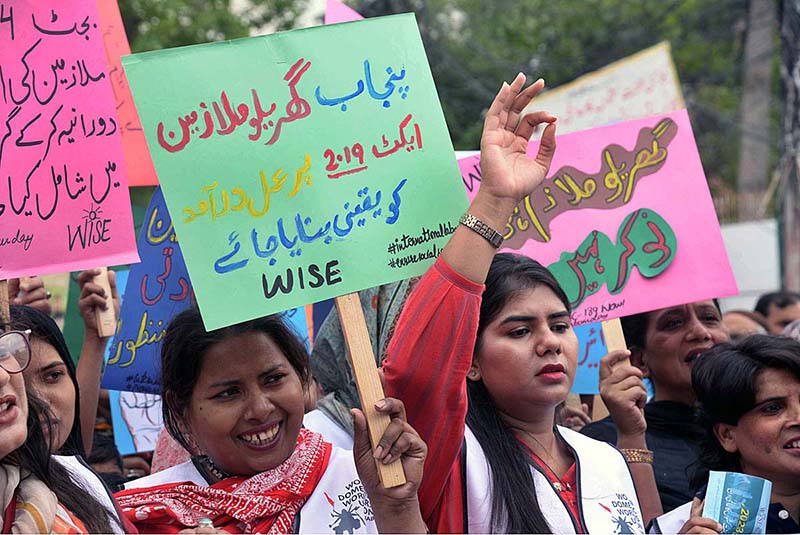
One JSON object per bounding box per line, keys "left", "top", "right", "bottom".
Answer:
{"left": 465, "top": 253, "right": 571, "bottom": 533}
{"left": 10, "top": 305, "right": 84, "bottom": 457}
{"left": 161, "top": 306, "right": 310, "bottom": 454}
{"left": 754, "top": 291, "right": 800, "bottom": 316}
{"left": 690, "top": 335, "right": 800, "bottom": 489}
{"left": 11, "top": 394, "right": 115, "bottom": 533}
{"left": 88, "top": 432, "right": 123, "bottom": 472}
{"left": 87, "top": 432, "right": 126, "bottom": 492}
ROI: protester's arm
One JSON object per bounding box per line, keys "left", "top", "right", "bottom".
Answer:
{"left": 441, "top": 74, "right": 556, "bottom": 284}
{"left": 383, "top": 257, "right": 481, "bottom": 524}
{"left": 383, "top": 74, "right": 556, "bottom": 525}
{"left": 9, "top": 276, "right": 52, "bottom": 314}
{"left": 352, "top": 397, "right": 427, "bottom": 534}
{"left": 76, "top": 269, "right": 120, "bottom": 455}
{"left": 599, "top": 350, "right": 663, "bottom": 525}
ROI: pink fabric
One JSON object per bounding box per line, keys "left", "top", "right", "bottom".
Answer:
{"left": 150, "top": 428, "right": 191, "bottom": 474}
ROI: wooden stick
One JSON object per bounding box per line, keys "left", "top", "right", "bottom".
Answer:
{"left": 0, "top": 280, "right": 9, "bottom": 326}
{"left": 335, "top": 292, "right": 406, "bottom": 488}
{"left": 592, "top": 317, "right": 629, "bottom": 420}
{"left": 601, "top": 317, "right": 627, "bottom": 353}
{"left": 92, "top": 268, "right": 117, "bottom": 337}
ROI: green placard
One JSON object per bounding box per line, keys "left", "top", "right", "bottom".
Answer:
{"left": 123, "top": 15, "right": 467, "bottom": 330}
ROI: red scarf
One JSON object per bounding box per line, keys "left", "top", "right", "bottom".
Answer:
{"left": 115, "top": 429, "right": 331, "bottom": 533}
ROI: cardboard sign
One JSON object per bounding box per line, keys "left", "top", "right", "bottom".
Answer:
{"left": 103, "top": 188, "right": 313, "bottom": 392}
{"left": 123, "top": 15, "right": 467, "bottom": 330}
{"left": 102, "top": 187, "right": 192, "bottom": 393}
{"left": 95, "top": 0, "right": 158, "bottom": 186}
{"left": 524, "top": 42, "right": 685, "bottom": 136}
{"left": 0, "top": 1, "right": 138, "bottom": 279}
{"left": 570, "top": 323, "right": 608, "bottom": 394}
{"left": 459, "top": 110, "right": 737, "bottom": 326}
{"left": 325, "top": 0, "right": 362, "bottom": 24}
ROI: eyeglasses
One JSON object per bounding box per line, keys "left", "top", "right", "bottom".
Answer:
{"left": 0, "top": 330, "right": 31, "bottom": 374}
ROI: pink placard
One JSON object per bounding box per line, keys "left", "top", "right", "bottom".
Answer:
{"left": 458, "top": 110, "right": 737, "bottom": 325}
{"left": 96, "top": 0, "right": 158, "bottom": 186}
{"left": 0, "top": 1, "right": 138, "bottom": 279}
{"left": 325, "top": 0, "right": 363, "bottom": 24}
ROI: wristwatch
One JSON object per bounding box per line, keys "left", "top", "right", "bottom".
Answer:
{"left": 459, "top": 213, "right": 504, "bottom": 248}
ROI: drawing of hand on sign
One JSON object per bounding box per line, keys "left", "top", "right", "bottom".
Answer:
{"left": 119, "top": 391, "right": 162, "bottom": 452}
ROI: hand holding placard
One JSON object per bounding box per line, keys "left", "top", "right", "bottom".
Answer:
{"left": 336, "top": 293, "right": 405, "bottom": 487}
{"left": 91, "top": 267, "right": 117, "bottom": 337}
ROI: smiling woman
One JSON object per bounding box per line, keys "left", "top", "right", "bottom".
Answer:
{"left": 115, "top": 307, "right": 429, "bottom": 534}
{"left": 653, "top": 335, "right": 800, "bottom": 533}
{"left": 582, "top": 300, "right": 731, "bottom": 514}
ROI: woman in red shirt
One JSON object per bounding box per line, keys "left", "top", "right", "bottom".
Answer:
{"left": 384, "top": 75, "right": 649, "bottom": 533}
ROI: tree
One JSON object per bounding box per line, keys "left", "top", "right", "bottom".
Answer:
{"left": 118, "top": 0, "right": 307, "bottom": 53}
{"left": 355, "top": 0, "right": 781, "bottom": 198}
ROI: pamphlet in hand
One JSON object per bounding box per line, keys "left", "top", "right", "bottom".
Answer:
{"left": 702, "top": 471, "right": 771, "bottom": 534}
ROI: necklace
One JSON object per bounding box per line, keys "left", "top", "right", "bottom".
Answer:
{"left": 195, "top": 455, "right": 231, "bottom": 482}
{"left": 515, "top": 428, "right": 572, "bottom": 492}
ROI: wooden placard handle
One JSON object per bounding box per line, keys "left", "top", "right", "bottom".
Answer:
{"left": 591, "top": 318, "right": 630, "bottom": 421}
{"left": 0, "top": 280, "right": 9, "bottom": 327}
{"left": 335, "top": 292, "right": 406, "bottom": 488}
{"left": 92, "top": 268, "right": 117, "bottom": 338}
{"left": 601, "top": 317, "right": 627, "bottom": 353}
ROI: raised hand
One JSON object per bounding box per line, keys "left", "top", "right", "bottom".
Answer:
{"left": 77, "top": 269, "right": 120, "bottom": 338}
{"left": 599, "top": 349, "right": 648, "bottom": 438}
{"left": 442, "top": 74, "right": 557, "bottom": 284}
{"left": 478, "top": 74, "right": 557, "bottom": 207}
{"left": 9, "top": 276, "right": 52, "bottom": 314}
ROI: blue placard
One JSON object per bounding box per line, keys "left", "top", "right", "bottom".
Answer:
{"left": 569, "top": 322, "right": 608, "bottom": 394}
{"left": 102, "top": 187, "right": 193, "bottom": 393}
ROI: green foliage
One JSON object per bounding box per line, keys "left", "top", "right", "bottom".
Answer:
{"left": 355, "top": 0, "right": 781, "bottom": 186}
{"left": 118, "top": 0, "right": 307, "bottom": 53}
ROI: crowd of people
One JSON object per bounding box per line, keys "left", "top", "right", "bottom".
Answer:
{"left": 3, "top": 75, "right": 800, "bottom": 534}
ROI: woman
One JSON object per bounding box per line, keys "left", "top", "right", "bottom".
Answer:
{"left": 13, "top": 269, "right": 119, "bottom": 456}
{"left": 583, "top": 301, "right": 730, "bottom": 513}
{"left": 115, "top": 307, "right": 427, "bottom": 534}
{"left": 383, "top": 75, "right": 647, "bottom": 533}
{"left": 0, "top": 326, "right": 125, "bottom": 533}
{"left": 652, "top": 335, "right": 800, "bottom": 533}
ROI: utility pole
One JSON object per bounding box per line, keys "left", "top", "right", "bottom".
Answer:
{"left": 779, "top": 0, "right": 800, "bottom": 290}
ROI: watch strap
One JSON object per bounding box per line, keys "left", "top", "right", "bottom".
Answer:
{"left": 459, "top": 213, "right": 504, "bottom": 248}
